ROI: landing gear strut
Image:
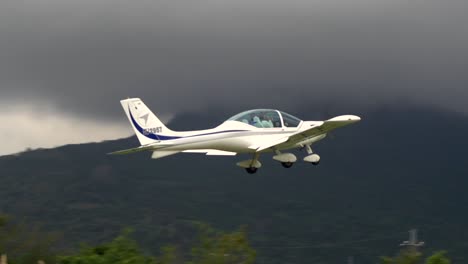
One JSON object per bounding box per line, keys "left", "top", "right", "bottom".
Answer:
{"left": 237, "top": 153, "right": 262, "bottom": 174}
{"left": 303, "top": 145, "right": 321, "bottom": 165}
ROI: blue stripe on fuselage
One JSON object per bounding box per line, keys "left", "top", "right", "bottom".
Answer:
{"left": 128, "top": 106, "right": 180, "bottom": 140}
{"left": 128, "top": 106, "right": 247, "bottom": 141}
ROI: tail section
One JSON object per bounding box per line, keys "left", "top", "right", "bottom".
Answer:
{"left": 120, "top": 98, "right": 177, "bottom": 145}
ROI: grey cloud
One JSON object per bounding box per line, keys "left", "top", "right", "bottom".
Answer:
{"left": 1, "top": 0, "right": 468, "bottom": 121}
{"left": 0, "top": 105, "right": 131, "bottom": 156}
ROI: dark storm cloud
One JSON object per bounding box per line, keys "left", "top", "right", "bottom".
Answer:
{"left": 1, "top": 0, "right": 468, "bottom": 121}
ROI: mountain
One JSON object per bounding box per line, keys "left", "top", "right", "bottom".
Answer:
{"left": 0, "top": 105, "right": 467, "bottom": 263}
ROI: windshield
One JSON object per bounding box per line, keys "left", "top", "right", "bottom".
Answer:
{"left": 280, "top": 111, "right": 302, "bottom": 127}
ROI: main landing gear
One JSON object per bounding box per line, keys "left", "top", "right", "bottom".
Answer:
{"left": 245, "top": 167, "right": 258, "bottom": 174}
{"left": 236, "top": 153, "right": 262, "bottom": 174}
{"left": 236, "top": 145, "right": 321, "bottom": 174}
{"left": 273, "top": 151, "right": 297, "bottom": 169}
{"left": 303, "top": 145, "right": 320, "bottom": 165}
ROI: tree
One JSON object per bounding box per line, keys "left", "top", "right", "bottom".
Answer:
{"left": 380, "top": 256, "right": 394, "bottom": 264}
{"left": 0, "top": 215, "right": 7, "bottom": 228}
{"left": 58, "top": 229, "right": 156, "bottom": 264}
{"left": 380, "top": 249, "right": 452, "bottom": 264}
{"left": 158, "top": 246, "right": 179, "bottom": 264}
{"left": 0, "top": 214, "right": 58, "bottom": 264}
{"left": 425, "top": 251, "right": 450, "bottom": 264}
{"left": 188, "top": 225, "right": 256, "bottom": 264}
{"left": 394, "top": 249, "right": 422, "bottom": 264}
{"left": 58, "top": 224, "right": 256, "bottom": 264}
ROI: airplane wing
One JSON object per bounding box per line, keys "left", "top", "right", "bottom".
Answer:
{"left": 285, "top": 115, "right": 360, "bottom": 146}
{"left": 254, "top": 137, "right": 291, "bottom": 152}
{"left": 258, "top": 115, "right": 360, "bottom": 151}
{"left": 183, "top": 149, "right": 237, "bottom": 156}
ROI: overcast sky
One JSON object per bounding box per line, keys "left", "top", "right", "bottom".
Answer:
{"left": 1, "top": 0, "right": 467, "bottom": 155}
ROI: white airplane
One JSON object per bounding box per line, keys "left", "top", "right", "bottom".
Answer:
{"left": 110, "top": 98, "right": 361, "bottom": 174}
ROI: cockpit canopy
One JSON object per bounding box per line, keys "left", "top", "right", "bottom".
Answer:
{"left": 227, "top": 109, "right": 302, "bottom": 128}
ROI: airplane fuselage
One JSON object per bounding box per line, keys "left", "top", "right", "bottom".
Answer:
{"left": 145, "top": 120, "right": 325, "bottom": 153}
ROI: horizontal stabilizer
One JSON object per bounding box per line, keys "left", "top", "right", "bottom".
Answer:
{"left": 108, "top": 145, "right": 155, "bottom": 155}
{"left": 151, "top": 151, "right": 180, "bottom": 159}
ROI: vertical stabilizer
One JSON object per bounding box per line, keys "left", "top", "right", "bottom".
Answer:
{"left": 120, "top": 98, "right": 176, "bottom": 145}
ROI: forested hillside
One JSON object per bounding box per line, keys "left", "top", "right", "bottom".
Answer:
{"left": 0, "top": 106, "right": 467, "bottom": 263}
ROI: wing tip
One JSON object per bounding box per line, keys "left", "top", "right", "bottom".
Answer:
{"left": 327, "top": 115, "right": 361, "bottom": 122}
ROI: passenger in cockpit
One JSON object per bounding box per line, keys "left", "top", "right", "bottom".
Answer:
{"left": 261, "top": 114, "right": 274, "bottom": 128}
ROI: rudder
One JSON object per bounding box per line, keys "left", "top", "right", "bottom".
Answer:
{"left": 120, "top": 98, "right": 176, "bottom": 145}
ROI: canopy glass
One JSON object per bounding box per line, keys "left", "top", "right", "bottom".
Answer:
{"left": 228, "top": 109, "right": 302, "bottom": 128}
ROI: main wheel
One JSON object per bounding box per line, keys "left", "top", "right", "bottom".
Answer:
{"left": 281, "top": 162, "right": 294, "bottom": 168}
{"left": 311, "top": 161, "right": 320, "bottom": 166}
{"left": 245, "top": 167, "right": 258, "bottom": 174}
{"left": 304, "top": 154, "right": 320, "bottom": 165}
